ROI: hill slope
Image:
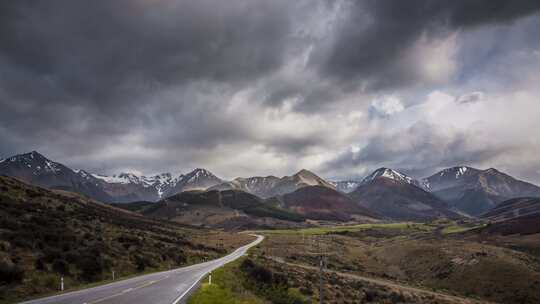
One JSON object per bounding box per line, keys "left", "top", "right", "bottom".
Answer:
{"left": 144, "top": 190, "right": 306, "bottom": 230}
{"left": 481, "top": 197, "right": 540, "bottom": 221}
{"left": 279, "top": 185, "right": 379, "bottom": 221}
{"left": 0, "top": 176, "right": 251, "bottom": 302}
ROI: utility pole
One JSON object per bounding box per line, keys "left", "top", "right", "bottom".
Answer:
{"left": 308, "top": 235, "right": 327, "bottom": 304}
{"left": 112, "top": 270, "right": 115, "bottom": 281}
{"left": 319, "top": 255, "right": 325, "bottom": 304}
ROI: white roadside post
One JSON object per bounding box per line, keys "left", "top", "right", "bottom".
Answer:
{"left": 209, "top": 272, "right": 212, "bottom": 285}
{"left": 112, "top": 270, "right": 115, "bottom": 281}
{"left": 60, "top": 276, "right": 64, "bottom": 291}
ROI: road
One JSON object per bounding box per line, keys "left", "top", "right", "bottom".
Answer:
{"left": 21, "top": 235, "right": 264, "bottom": 304}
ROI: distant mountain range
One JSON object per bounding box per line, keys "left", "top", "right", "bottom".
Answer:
{"left": 0, "top": 151, "right": 223, "bottom": 203}
{"left": 209, "top": 169, "right": 336, "bottom": 198}
{"left": 2, "top": 151, "right": 540, "bottom": 220}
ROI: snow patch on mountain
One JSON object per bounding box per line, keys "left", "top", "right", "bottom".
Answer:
{"left": 330, "top": 181, "right": 361, "bottom": 193}
{"left": 362, "top": 168, "right": 419, "bottom": 186}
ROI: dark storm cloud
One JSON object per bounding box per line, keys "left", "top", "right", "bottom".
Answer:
{"left": 0, "top": 0, "right": 294, "bottom": 167}
{"left": 1, "top": 0, "right": 540, "bottom": 180}
{"left": 0, "top": 0, "right": 290, "bottom": 96}
{"left": 314, "top": 0, "right": 540, "bottom": 90}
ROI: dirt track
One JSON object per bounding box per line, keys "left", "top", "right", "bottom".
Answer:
{"left": 268, "top": 256, "right": 495, "bottom": 304}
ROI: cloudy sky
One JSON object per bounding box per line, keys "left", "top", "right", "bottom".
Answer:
{"left": 1, "top": 0, "right": 540, "bottom": 183}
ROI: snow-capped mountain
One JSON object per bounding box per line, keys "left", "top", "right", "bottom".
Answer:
{"left": 350, "top": 167, "right": 459, "bottom": 221}
{"left": 0, "top": 151, "right": 222, "bottom": 203}
{"left": 421, "top": 166, "right": 481, "bottom": 191}
{"left": 330, "top": 180, "right": 361, "bottom": 193}
{"left": 423, "top": 166, "right": 540, "bottom": 216}
{"left": 0, "top": 151, "right": 113, "bottom": 202}
{"left": 163, "top": 168, "right": 223, "bottom": 197}
{"left": 361, "top": 168, "right": 421, "bottom": 187}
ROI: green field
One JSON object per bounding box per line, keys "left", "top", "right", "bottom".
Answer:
{"left": 252, "top": 222, "right": 434, "bottom": 235}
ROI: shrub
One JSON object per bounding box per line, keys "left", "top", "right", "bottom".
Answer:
{"left": 52, "top": 259, "right": 70, "bottom": 275}
{"left": 77, "top": 256, "right": 103, "bottom": 281}
{"left": 0, "top": 261, "right": 24, "bottom": 284}
{"left": 35, "top": 258, "right": 46, "bottom": 271}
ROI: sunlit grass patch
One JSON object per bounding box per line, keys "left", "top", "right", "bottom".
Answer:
{"left": 253, "top": 222, "right": 433, "bottom": 236}
{"left": 441, "top": 223, "right": 487, "bottom": 234}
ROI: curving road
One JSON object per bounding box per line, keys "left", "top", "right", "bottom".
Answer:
{"left": 21, "top": 235, "right": 264, "bottom": 304}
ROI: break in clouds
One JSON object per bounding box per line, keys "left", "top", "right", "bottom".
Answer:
{"left": 1, "top": 0, "right": 540, "bottom": 183}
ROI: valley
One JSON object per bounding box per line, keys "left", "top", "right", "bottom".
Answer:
{"left": 3, "top": 4, "right": 540, "bottom": 304}
{"left": 189, "top": 220, "right": 539, "bottom": 303}
{"left": 1, "top": 151, "right": 540, "bottom": 303}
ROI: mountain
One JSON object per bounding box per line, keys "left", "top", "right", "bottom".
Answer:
{"left": 209, "top": 176, "right": 281, "bottom": 198}
{"left": 329, "top": 180, "right": 361, "bottom": 193}
{"left": 0, "top": 175, "right": 244, "bottom": 302}
{"left": 423, "top": 166, "right": 540, "bottom": 216}
{"left": 163, "top": 168, "right": 223, "bottom": 197}
{"left": 0, "top": 151, "right": 113, "bottom": 202}
{"left": 349, "top": 168, "right": 460, "bottom": 221}
{"left": 361, "top": 168, "right": 422, "bottom": 187}
{"left": 278, "top": 185, "right": 379, "bottom": 221}
{"left": 143, "top": 189, "right": 305, "bottom": 230}
{"left": 0, "top": 151, "right": 223, "bottom": 203}
{"left": 90, "top": 172, "right": 176, "bottom": 202}
{"left": 210, "top": 169, "right": 335, "bottom": 198}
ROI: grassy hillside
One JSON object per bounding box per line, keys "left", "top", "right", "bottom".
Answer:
{"left": 144, "top": 190, "right": 306, "bottom": 230}
{"left": 251, "top": 222, "right": 540, "bottom": 304}
{"left": 0, "top": 176, "right": 252, "bottom": 303}
{"left": 188, "top": 258, "right": 308, "bottom": 304}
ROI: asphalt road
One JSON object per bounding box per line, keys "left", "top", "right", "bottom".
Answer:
{"left": 21, "top": 235, "right": 264, "bottom": 304}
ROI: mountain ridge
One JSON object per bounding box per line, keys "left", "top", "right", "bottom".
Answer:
{"left": 0, "top": 151, "right": 223, "bottom": 203}
{"left": 423, "top": 166, "right": 540, "bottom": 216}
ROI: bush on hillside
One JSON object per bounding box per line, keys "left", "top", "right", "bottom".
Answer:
{"left": 0, "top": 260, "right": 24, "bottom": 284}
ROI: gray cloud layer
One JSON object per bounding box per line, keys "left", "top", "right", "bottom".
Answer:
{"left": 1, "top": 0, "right": 540, "bottom": 183}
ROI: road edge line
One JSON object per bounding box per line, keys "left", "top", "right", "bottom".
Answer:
{"left": 171, "top": 272, "right": 206, "bottom": 304}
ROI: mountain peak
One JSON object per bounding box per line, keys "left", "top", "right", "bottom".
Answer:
{"left": 294, "top": 169, "right": 317, "bottom": 177}
{"left": 185, "top": 168, "right": 217, "bottom": 178}
{"left": 436, "top": 166, "right": 479, "bottom": 179}
{"left": 484, "top": 168, "right": 500, "bottom": 174}
{"left": 362, "top": 168, "right": 418, "bottom": 186}
{"left": 11, "top": 150, "right": 48, "bottom": 161}
{"left": 1, "top": 151, "right": 65, "bottom": 174}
